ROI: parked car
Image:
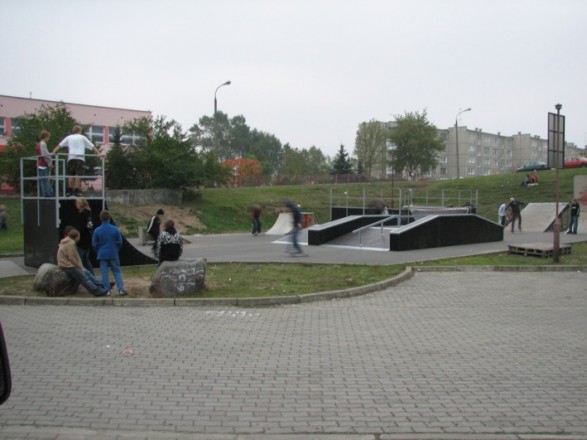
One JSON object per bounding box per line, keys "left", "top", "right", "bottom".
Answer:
{"left": 516, "top": 161, "right": 549, "bottom": 172}
{"left": 564, "top": 157, "right": 587, "bottom": 168}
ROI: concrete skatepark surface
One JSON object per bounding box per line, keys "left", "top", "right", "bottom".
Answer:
{"left": 0, "top": 227, "right": 586, "bottom": 439}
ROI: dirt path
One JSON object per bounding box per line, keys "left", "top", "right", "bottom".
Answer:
{"left": 109, "top": 203, "right": 206, "bottom": 233}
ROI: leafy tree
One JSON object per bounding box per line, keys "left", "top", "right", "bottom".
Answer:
{"left": 303, "top": 146, "right": 330, "bottom": 177}
{"left": 222, "top": 158, "right": 262, "bottom": 187}
{"left": 249, "top": 129, "right": 283, "bottom": 176}
{"left": 354, "top": 120, "right": 387, "bottom": 179}
{"left": 387, "top": 110, "right": 444, "bottom": 176}
{"left": 107, "top": 116, "right": 229, "bottom": 190}
{"left": 278, "top": 144, "right": 307, "bottom": 184}
{"left": 1, "top": 103, "right": 78, "bottom": 188}
{"left": 331, "top": 144, "right": 353, "bottom": 175}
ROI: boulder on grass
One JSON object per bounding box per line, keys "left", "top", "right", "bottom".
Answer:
{"left": 150, "top": 259, "right": 206, "bottom": 297}
{"left": 33, "top": 263, "right": 79, "bottom": 297}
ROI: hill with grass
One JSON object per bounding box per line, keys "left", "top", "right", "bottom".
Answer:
{"left": 0, "top": 168, "right": 584, "bottom": 254}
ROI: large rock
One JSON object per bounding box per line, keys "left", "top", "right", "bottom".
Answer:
{"left": 150, "top": 259, "right": 206, "bottom": 297}
{"left": 33, "top": 263, "right": 80, "bottom": 297}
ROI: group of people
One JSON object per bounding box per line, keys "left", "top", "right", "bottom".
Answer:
{"left": 499, "top": 196, "right": 580, "bottom": 234}
{"left": 520, "top": 171, "right": 539, "bottom": 187}
{"left": 56, "top": 198, "right": 126, "bottom": 297}
{"left": 56, "top": 203, "right": 187, "bottom": 297}
{"left": 36, "top": 125, "right": 102, "bottom": 198}
{"left": 498, "top": 197, "right": 525, "bottom": 232}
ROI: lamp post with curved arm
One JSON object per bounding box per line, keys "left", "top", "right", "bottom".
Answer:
{"left": 455, "top": 107, "right": 471, "bottom": 179}
{"left": 214, "top": 80, "right": 231, "bottom": 115}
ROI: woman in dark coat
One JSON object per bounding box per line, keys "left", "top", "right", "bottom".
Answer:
{"left": 155, "top": 219, "right": 183, "bottom": 266}
{"left": 74, "top": 197, "right": 95, "bottom": 274}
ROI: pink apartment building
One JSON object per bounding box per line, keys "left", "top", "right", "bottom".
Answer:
{"left": 0, "top": 95, "right": 152, "bottom": 193}
{"left": 0, "top": 94, "right": 151, "bottom": 149}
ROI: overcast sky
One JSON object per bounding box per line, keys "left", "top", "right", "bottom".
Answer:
{"left": 2, "top": 0, "right": 586, "bottom": 156}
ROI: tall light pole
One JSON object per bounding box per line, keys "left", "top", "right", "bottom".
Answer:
{"left": 214, "top": 80, "right": 231, "bottom": 115}
{"left": 553, "top": 103, "right": 562, "bottom": 263}
{"left": 455, "top": 107, "right": 471, "bottom": 179}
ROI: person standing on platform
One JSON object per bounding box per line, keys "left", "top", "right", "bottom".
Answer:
{"left": 52, "top": 125, "right": 101, "bottom": 197}
{"left": 567, "top": 198, "right": 580, "bottom": 234}
{"left": 74, "top": 197, "right": 95, "bottom": 274}
{"left": 92, "top": 210, "right": 127, "bottom": 296}
{"left": 36, "top": 130, "right": 54, "bottom": 197}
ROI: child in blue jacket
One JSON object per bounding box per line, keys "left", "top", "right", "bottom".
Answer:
{"left": 92, "top": 210, "right": 127, "bottom": 296}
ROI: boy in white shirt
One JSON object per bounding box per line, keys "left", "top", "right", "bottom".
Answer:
{"left": 52, "top": 125, "right": 101, "bottom": 196}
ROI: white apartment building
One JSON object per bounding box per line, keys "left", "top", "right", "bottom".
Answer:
{"left": 385, "top": 122, "right": 584, "bottom": 180}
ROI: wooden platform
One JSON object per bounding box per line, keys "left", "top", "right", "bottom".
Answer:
{"left": 508, "top": 242, "right": 572, "bottom": 258}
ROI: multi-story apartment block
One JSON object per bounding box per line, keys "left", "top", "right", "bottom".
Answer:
{"left": 433, "top": 127, "right": 548, "bottom": 179}
{"left": 385, "top": 120, "right": 586, "bottom": 180}
{"left": 0, "top": 95, "right": 151, "bottom": 149}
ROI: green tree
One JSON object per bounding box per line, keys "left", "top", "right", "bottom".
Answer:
{"left": 387, "top": 110, "right": 444, "bottom": 176}
{"left": 331, "top": 144, "right": 353, "bottom": 175}
{"left": 107, "top": 116, "right": 229, "bottom": 190}
{"left": 0, "top": 103, "right": 78, "bottom": 189}
{"left": 249, "top": 129, "right": 283, "bottom": 176}
{"left": 354, "top": 120, "right": 387, "bottom": 180}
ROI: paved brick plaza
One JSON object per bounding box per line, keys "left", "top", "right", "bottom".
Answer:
{"left": 0, "top": 271, "right": 586, "bottom": 439}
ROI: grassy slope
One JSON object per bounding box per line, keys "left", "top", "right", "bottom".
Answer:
{"left": 1, "top": 168, "right": 585, "bottom": 248}
{"left": 191, "top": 167, "right": 584, "bottom": 234}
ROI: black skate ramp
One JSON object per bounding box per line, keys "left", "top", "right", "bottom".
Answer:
{"left": 306, "top": 213, "right": 502, "bottom": 251}
{"left": 390, "top": 214, "right": 503, "bottom": 251}
{"left": 23, "top": 198, "right": 156, "bottom": 268}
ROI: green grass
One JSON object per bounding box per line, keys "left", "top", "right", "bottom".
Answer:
{"left": 175, "top": 167, "right": 587, "bottom": 235}
{"left": 0, "top": 263, "right": 405, "bottom": 298}
{"left": 416, "top": 242, "right": 587, "bottom": 267}
{"left": 0, "top": 197, "right": 24, "bottom": 254}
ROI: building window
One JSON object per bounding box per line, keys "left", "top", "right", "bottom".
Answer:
{"left": 467, "top": 167, "right": 476, "bottom": 175}
{"left": 0, "top": 117, "right": 5, "bottom": 136}
{"left": 468, "top": 156, "right": 476, "bottom": 164}
{"left": 10, "top": 118, "right": 21, "bottom": 136}
{"left": 469, "top": 145, "right": 476, "bottom": 153}
{"left": 121, "top": 132, "right": 143, "bottom": 145}
{"left": 84, "top": 125, "right": 104, "bottom": 144}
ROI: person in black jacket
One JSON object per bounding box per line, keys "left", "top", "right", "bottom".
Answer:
{"left": 155, "top": 219, "right": 183, "bottom": 266}
{"left": 567, "top": 198, "right": 580, "bottom": 234}
{"left": 74, "top": 197, "right": 95, "bottom": 274}
{"left": 284, "top": 200, "right": 306, "bottom": 256}
{"left": 508, "top": 197, "right": 525, "bottom": 233}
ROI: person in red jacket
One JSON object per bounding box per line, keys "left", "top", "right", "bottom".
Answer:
{"left": 36, "top": 130, "right": 54, "bottom": 197}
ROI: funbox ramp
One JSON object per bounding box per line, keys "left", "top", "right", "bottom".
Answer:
{"left": 519, "top": 203, "right": 568, "bottom": 232}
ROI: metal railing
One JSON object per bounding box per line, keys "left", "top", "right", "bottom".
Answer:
{"left": 20, "top": 153, "right": 106, "bottom": 226}
{"left": 351, "top": 215, "right": 410, "bottom": 248}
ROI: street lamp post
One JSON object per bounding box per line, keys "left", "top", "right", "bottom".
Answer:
{"left": 455, "top": 107, "right": 471, "bottom": 179}
{"left": 553, "top": 103, "right": 562, "bottom": 263}
{"left": 214, "top": 80, "right": 231, "bottom": 115}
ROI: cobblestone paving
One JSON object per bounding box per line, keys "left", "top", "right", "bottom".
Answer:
{"left": 0, "top": 272, "right": 586, "bottom": 439}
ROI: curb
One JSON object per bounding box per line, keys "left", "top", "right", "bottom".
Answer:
{"left": 0, "top": 267, "right": 414, "bottom": 308}
{"left": 0, "top": 265, "right": 584, "bottom": 308}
